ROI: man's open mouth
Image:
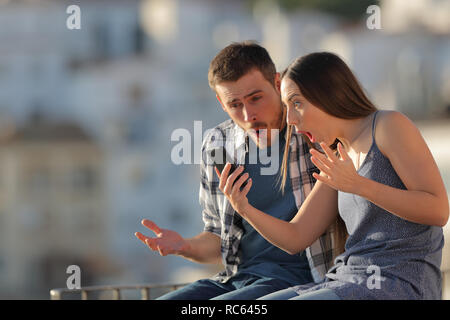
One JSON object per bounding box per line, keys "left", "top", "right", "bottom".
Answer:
{"left": 252, "top": 128, "right": 266, "bottom": 138}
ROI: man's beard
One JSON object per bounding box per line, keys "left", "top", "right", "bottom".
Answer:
{"left": 247, "top": 103, "right": 285, "bottom": 148}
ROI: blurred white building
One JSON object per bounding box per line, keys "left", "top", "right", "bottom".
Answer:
{"left": 0, "top": 116, "right": 114, "bottom": 298}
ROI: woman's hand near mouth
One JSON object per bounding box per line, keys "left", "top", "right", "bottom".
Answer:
{"left": 310, "top": 142, "right": 362, "bottom": 194}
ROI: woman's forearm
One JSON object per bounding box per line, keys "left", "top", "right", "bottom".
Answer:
{"left": 356, "top": 175, "right": 449, "bottom": 226}
{"left": 240, "top": 204, "right": 307, "bottom": 255}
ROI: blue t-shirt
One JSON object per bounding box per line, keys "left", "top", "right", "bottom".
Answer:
{"left": 236, "top": 126, "right": 313, "bottom": 286}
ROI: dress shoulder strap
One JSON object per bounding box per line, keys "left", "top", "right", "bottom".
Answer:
{"left": 371, "top": 110, "right": 380, "bottom": 140}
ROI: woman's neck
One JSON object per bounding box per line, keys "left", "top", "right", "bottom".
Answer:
{"left": 336, "top": 114, "right": 373, "bottom": 150}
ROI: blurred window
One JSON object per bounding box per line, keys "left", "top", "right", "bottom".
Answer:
{"left": 70, "top": 167, "right": 98, "bottom": 192}
{"left": 26, "top": 167, "right": 50, "bottom": 195}
{"left": 72, "top": 209, "right": 99, "bottom": 231}
{"left": 94, "top": 22, "right": 110, "bottom": 60}
{"left": 134, "top": 23, "right": 145, "bottom": 54}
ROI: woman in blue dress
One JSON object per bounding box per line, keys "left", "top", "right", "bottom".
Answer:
{"left": 215, "top": 52, "right": 448, "bottom": 300}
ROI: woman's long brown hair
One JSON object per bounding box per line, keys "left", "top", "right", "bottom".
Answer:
{"left": 279, "top": 52, "right": 378, "bottom": 257}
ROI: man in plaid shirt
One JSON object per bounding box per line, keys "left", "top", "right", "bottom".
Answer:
{"left": 135, "top": 42, "right": 335, "bottom": 300}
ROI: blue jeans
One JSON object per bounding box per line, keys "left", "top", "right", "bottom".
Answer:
{"left": 258, "top": 287, "right": 341, "bottom": 300}
{"left": 156, "top": 273, "right": 293, "bottom": 300}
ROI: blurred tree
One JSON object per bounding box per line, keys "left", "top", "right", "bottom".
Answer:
{"left": 246, "top": 0, "right": 380, "bottom": 21}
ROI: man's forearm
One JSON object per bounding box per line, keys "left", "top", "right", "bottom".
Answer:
{"left": 179, "top": 231, "right": 222, "bottom": 264}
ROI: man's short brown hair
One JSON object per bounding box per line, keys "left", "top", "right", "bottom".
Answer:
{"left": 208, "top": 41, "right": 277, "bottom": 90}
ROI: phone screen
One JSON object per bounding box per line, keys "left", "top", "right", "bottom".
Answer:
{"left": 209, "top": 148, "right": 248, "bottom": 189}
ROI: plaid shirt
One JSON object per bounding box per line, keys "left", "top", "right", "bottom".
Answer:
{"left": 199, "top": 119, "right": 335, "bottom": 283}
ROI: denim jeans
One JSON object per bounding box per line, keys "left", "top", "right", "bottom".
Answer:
{"left": 258, "top": 287, "right": 341, "bottom": 300}
{"left": 156, "top": 272, "right": 293, "bottom": 300}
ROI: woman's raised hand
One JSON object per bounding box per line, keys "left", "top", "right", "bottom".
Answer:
{"left": 310, "top": 142, "right": 362, "bottom": 194}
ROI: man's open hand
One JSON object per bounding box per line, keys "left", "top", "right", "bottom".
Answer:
{"left": 135, "top": 219, "right": 190, "bottom": 256}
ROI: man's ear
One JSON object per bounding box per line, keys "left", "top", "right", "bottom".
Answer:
{"left": 216, "top": 94, "right": 227, "bottom": 112}
{"left": 274, "top": 72, "right": 281, "bottom": 93}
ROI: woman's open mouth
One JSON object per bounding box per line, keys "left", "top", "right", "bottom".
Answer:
{"left": 298, "top": 130, "right": 314, "bottom": 143}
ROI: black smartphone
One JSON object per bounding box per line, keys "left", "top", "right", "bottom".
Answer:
{"left": 209, "top": 147, "right": 248, "bottom": 190}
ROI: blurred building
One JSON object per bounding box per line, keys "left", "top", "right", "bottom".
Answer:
{"left": 0, "top": 115, "right": 114, "bottom": 298}
{"left": 382, "top": 0, "right": 450, "bottom": 34}
{"left": 0, "top": 0, "right": 224, "bottom": 295}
